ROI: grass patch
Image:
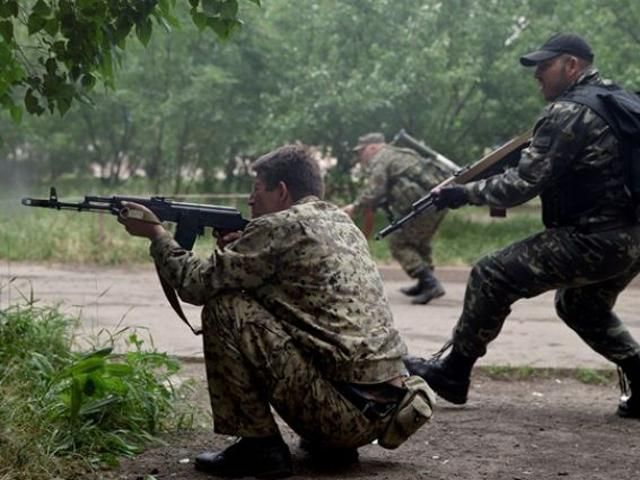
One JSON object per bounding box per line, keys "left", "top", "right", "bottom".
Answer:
{"left": 478, "top": 365, "right": 618, "bottom": 385}
{"left": 574, "top": 367, "right": 616, "bottom": 385}
{"left": 0, "top": 301, "right": 196, "bottom": 480}
{"left": 482, "top": 365, "right": 538, "bottom": 380}
{"left": 1, "top": 197, "right": 542, "bottom": 266}
{"left": 367, "top": 207, "right": 543, "bottom": 266}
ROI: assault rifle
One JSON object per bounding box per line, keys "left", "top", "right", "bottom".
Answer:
{"left": 22, "top": 187, "right": 249, "bottom": 334}
{"left": 376, "top": 130, "right": 532, "bottom": 239}
{"left": 391, "top": 128, "right": 461, "bottom": 174}
{"left": 22, "top": 187, "right": 248, "bottom": 249}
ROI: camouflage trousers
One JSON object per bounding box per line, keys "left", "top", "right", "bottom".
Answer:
{"left": 389, "top": 210, "right": 447, "bottom": 277}
{"left": 201, "top": 292, "right": 390, "bottom": 447}
{"left": 453, "top": 225, "right": 640, "bottom": 363}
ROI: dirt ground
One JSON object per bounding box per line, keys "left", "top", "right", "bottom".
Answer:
{"left": 99, "top": 363, "right": 640, "bottom": 480}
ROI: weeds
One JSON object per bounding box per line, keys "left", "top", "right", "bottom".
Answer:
{"left": 0, "top": 302, "right": 194, "bottom": 480}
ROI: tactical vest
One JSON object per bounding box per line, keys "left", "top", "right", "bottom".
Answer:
{"left": 541, "top": 83, "right": 638, "bottom": 227}
{"left": 559, "top": 83, "right": 640, "bottom": 222}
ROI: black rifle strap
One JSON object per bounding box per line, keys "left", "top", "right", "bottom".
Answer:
{"left": 154, "top": 264, "right": 202, "bottom": 336}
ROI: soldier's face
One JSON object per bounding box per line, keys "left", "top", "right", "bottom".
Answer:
{"left": 248, "top": 176, "right": 290, "bottom": 218}
{"left": 534, "top": 55, "right": 575, "bottom": 102}
{"left": 357, "top": 144, "right": 379, "bottom": 164}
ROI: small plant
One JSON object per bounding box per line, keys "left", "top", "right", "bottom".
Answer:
{"left": 0, "top": 302, "right": 194, "bottom": 480}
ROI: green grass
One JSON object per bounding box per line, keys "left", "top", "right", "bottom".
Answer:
{"left": 0, "top": 302, "right": 196, "bottom": 480}
{"left": 480, "top": 365, "right": 617, "bottom": 385}
{"left": 0, "top": 200, "right": 229, "bottom": 265}
{"left": 366, "top": 206, "right": 543, "bottom": 266}
{"left": 1, "top": 198, "right": 542, "bottom": 266}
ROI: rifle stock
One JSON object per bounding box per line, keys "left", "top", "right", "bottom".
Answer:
{"left": 376, "top": 130, "right": 532, "bottom": 239}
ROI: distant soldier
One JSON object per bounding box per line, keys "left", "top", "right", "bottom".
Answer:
{"left": 407, "top": 33, "right": 640, "bottom": 419}
{"left": 344, "top": 132, "right": 454, "bottom": 305}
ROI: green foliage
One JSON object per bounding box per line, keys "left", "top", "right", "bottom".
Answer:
{"left": 2, "top": 1, "right": 640, "bottom": 206}
{"left": 0, "top": 0, "right": 258, "bottom": 120}
{"left": 0, "top": 302, "right": 193, "bottom": 479}
{"left": 574, "top": 367, "right": 615, "bottom": 385}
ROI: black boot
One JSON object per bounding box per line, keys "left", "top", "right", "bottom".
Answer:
{"left": 298, "top": 438, "right": 359, "bottom": 468}
{"left": 400, "top": 278, "right": 422, "bottom": 296}
{"left": 404, "top": 344, "right": 476, "bottom": 404}
{"left": 617, "top": 355, "right": 640, "bottom": 419}
{"left": 195, "top": 436, "right": 293, "bottom": 478}
{"left": 411, "top": 268, "right": 445, "bottom": 305}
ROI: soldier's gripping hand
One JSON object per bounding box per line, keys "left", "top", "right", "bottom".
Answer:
{"left": 432, "top": 185, "right": 469, "bottom": 210}
{"left": 117, "top": 201, "right": 166, "bottom": 240}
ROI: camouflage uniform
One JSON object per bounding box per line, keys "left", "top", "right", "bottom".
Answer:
{"left": 454, "top": 69, "right": 640, "bottom": 363}
{"left": 353, "top": 145, "right": 452, "bottom": 277}
{"left": 150, "top": 197, "right": 408, "bottom": 447}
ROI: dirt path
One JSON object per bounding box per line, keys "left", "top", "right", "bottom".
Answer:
{"left": 101, "top": 363, "right": 640, "bottom": 480}
{"left": 3, "top": 261, "right": 640, "bottom": 368}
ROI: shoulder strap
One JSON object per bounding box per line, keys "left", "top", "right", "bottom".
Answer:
{"left": 560, "top": 84, "right": 640, "bottom": 142}
{"left": 155, "top": 264, "right": 202, "bottom": 336}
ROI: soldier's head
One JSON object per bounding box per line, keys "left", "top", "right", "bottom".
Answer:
{"left": 519, "top": 33, "right": 594, "bottom": 102}
{"left": 250, "top": 144, "right": 324, "bottom": 218}
{"left": 352, "top": 132, "right": 386, "bottom": 165}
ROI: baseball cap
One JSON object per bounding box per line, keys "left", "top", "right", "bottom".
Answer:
{"left": 352, "top": 132, "right": 385, "bottom": 151}
{"left": 519, "top": 33, "right": 594, "bottom": 67}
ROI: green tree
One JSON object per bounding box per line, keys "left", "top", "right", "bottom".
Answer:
{"left": 0, "top": 0, "right": 260, "bottom": 119}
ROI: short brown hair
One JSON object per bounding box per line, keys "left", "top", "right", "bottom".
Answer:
{"left": 252, "top": 144, "right": 325, "bottom": 201}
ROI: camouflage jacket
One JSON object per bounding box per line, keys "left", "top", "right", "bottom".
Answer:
{"left": 150, "top": 196, "right": 408, "bottom": 383}
{"left": 465, "top": 69, "right": 634, "bottom": 228}
{"left": 354, "top": 145, "right": 452, "bottom": 218}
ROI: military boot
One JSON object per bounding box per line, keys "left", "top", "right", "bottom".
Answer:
{"left": 404, "top": 343, "right": 476, "bottom": 404}
{"left": 195, "top": 435, "right": 293, "bottom": 478}
{"left": 617, "top": 354, "right": 640, "bottom": 419}
{"left": 411, "top": 268, "right": 445, "bottom": 305}
{"left": 400, "top": 278, "right": 422, "bottom": 296}
{"left": 298, "top": 438, "right": 359, "bottom": 468}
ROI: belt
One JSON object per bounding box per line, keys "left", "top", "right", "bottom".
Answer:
{"left": 333, "top": 381, "right": 406, "bottom": 421}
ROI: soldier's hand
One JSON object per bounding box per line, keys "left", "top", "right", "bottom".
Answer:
{"left": 343, "top": 204, "right": 356, "bottom": 217}
{"left": 118, "top": 202, "right": 166, "bottom": 240}
{"left": 214, "top": 230, "right": 242, "bottom": 249}
{"left": 432, "top": 185, "right": 469, "bottom": 210}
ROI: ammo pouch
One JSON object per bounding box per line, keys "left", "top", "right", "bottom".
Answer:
{"left": 378, "top": 375, "right": 436, "bottom": 449}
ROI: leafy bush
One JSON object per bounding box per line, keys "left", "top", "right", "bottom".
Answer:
{"left": 0, "top": 302, "right": 193, "bottom": 480}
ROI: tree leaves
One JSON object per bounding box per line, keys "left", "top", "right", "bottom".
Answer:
{"left": 0, "top": 0, "right": 257, "bottom": 119}
{"left": 0, "top": 19, "right": 12, "bottom": 42}
{"left": 136, "top": 17, "right": 153, "bottom": 46}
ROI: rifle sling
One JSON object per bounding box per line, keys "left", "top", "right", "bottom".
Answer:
{"left": 154, "top": 264, "right": 202, "bottom": 336}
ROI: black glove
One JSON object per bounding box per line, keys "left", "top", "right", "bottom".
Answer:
{"left": 432, "top": 185, "right": 469, "bottom": 210}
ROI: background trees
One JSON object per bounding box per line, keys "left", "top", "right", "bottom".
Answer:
{"left": 1, "top": 0, "right": 639, "bottom": 196}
